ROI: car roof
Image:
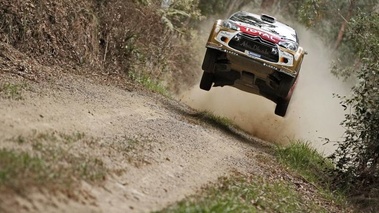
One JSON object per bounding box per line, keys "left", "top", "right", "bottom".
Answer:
{"left": 229, "top": 11, "right": 298, "bottom": 43}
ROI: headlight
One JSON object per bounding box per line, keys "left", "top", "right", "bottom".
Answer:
{"left": 279, "top": 40, "right": 298, "bottom": 51}
{"left": 222, "top": 20, "right": 240, "bottom": 31}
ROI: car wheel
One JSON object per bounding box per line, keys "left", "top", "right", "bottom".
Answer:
{"left": 202, "top": 48, "right": 219, "bottom": 71}
{"left": 275, "top": 98, "right": 290, "bottom": 117}
{"left": 200, "top": 71, "right": 214, "bottom": 91}
{"left": 278, "top": 76, "right": 295, "bottom": 98}
{"left": 275, "top": 73, "right": 299, "bottom": 117}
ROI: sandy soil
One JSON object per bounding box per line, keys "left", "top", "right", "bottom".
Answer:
{"left": 0, "top": 68, "right": 283, "bottom": 213}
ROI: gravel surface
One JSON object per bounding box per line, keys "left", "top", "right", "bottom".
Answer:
{"left": 0, "top": 70, "right": 279, "bottom": 213}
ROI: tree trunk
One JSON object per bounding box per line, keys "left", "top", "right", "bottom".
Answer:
{"left": 334, "top": 0, "right": 356, "bottom": 50}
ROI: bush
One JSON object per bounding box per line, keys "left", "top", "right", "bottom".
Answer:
{"left": 331, "top": 12, "right": 379, "bottom": 211}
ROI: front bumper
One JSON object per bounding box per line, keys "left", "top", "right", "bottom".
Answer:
{"left": 207, "top": 29, "right": 303, "bottom": 77}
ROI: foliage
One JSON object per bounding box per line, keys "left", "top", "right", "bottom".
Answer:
{"left": 198, "top": 0, "right": 232, "bottom": 16}
{"left": 160, "top": 0, "right": 203, "bottom": 33}
{"left": 275, "top": 141, "right": 349, "bottom": 208}
{"left": 158, "top": 174, "right": 338, "bottom": 213}
{"left": 156, "top": 132, "right": 348, "bottom": 212}
{"left": 0, "top": 0, "right": 203, "bottom": 94}
{"left": 97, "top": 0, "right": 205, "bottom": 93}
{"left": 330, "top": 12, "right": 379, "bottom": 211}
{"left": 129, "top": 71, "right": 169, "bottom": 96}
{"left": 275, "top": 141, "right": 334, "bottom": 185}
{"left": 279, "top": 0, "right": 377, "bottom": 78}
{"left": 197, "top": 0, "right": 254, "bottom": 16}
{"left": 0, "top": 0, "right": 100, "bottom": 66}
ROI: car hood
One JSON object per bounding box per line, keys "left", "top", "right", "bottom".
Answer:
{"left": 229, "top": 13, "right": 298, "bottom": 45}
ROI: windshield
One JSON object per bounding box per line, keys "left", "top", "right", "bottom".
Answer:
{"left": 230, "top": 13, "right": 263, "bottom": 27}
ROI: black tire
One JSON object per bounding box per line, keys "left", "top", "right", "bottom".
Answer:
{"left": 275, "top": 98, "right": 290, "bottom": 117}
{"left": 200, "top": 71, "right": 214, "bottom": 91}
{"left": 278, "top": 76, "right": 295, "bottom": 98}
{"left": 275, "top": 73, "right": 299, "bottom": 117}
{"left": 202, "top": 48, "right": 219, "bottom": 71}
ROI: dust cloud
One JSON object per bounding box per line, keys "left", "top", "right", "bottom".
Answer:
{"left": 178, "top": 18, "right": 352, "bottom": 156}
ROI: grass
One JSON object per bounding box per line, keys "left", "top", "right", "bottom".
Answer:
{"left": 129, "top": 71, "right": 169, "bottom": 96}
{"left": 158, "top": 174, "right": 330, "bottom": 213}
{"left": 0, "top": 130, "right": 157, "bottom": 196}
{"left": 157, "top": 141, "right": 350, "bottom": 213}
{"left": 0, "top": 82, "right": 27, "bottom": 100}
{"left": 274, "top": 141, "right": 334, "bottom": 184}
{"left": 0, "top": 132, "right": 107, "bottom": 195}
{"left": 274, "top": 141, "right": 349, "bottom": 207}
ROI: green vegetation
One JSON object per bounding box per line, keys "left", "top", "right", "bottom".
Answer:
{"left": 0, "top": 133, "right": 106, "bottom": 194}
{"left": 330, "top": 12, "right": 379, "bottom": 211}
{"left": 0, "top": 83, "right": 26, "bottom": 100}
{"left": 275, "top": 141, "right": 334, "bottom": 184}
{"left": 275, "top": 142, "right": 349, "bottom": 207}
{"left": 129, "top": 71, "right": 169, "bottom": 96}
{"left": 159, "top": 141, "right": 349, "bottom": 213}
{"left": 159, "top": 175, "right": 333, "bottom": 213}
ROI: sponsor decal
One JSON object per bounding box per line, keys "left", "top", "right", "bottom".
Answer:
{"left": 246, "top": 50, "right": 261, "bottom": 58}
{"left": 263, "top": 63, "right": 280, "bottom": 71}
{"left": 240, "top": 27, "right": 281, "bottom": 43}
{"left": 240, "top": 41, "right": 269, "bottom": 55}
{"left": 219, "top": 31, "right": 233, "bottom": 37}
{"left": 262, "top": 63, "right": 295, "bottom": 76}
{"left": 224, "top": 49, "right": 238, "bottom": 55}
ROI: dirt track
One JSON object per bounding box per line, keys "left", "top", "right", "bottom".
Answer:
{"left": 0, "top": 70, "right": 284, "bottom": 212}
{"left": 0, "top": 24, "right": 353, "bottom": 211}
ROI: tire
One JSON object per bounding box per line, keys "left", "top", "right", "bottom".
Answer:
{"left": 275, "top": 98, "right": 290, "bottom": 117}
{"left": 275, "top": 73, "right": 299, "bottom": 117}
{"left": 278, "top": 76, "right": 295, "bottom": 98}
{"left": 202, "top": 48, "right": 219, "bottom": 71}
{"left": 199, "top": 71, "right": 214, "bottom": 91}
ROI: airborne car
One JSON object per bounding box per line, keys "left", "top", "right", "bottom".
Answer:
{"left": 200, "top": 11, "right": 306, "bottom": 117}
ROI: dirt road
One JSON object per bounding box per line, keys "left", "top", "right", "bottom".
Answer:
{"left": 0, "top": 69, "right": 280, "bottom": 212}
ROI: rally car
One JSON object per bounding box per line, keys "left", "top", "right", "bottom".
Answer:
{"left": 199, "top": 11, "right": 306, "bottom": 117}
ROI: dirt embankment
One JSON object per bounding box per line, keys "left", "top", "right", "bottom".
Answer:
{"left": 0, "top": 45, "right": 272, "bottom": 212}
